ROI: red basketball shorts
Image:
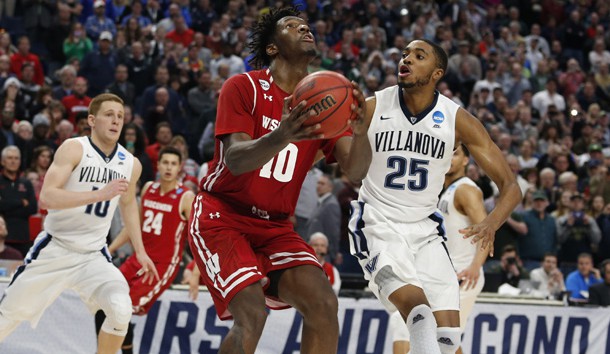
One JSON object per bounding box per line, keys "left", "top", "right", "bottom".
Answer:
{"left": 188, "top": 193, "right": 321, "bottom": 320}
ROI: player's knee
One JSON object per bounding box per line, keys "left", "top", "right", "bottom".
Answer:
{"left": 437, "top": 327, "right": 461, "bottom": 354}
{"left": 97, "top": 282, "right": 132, "bottom": 337}
{"left": 107, "top": 292, "right": 132, "bottom": 325}
{"left": 300, "top": 291, "right": 338, "bottom": 322}
{"left": 236, "top": 307, "right": 267, "bottom": 336}
{"left": 405, "top": 304, "right": 437, "bottom": 333}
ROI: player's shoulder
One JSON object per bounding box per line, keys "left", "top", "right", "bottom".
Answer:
{"left": 56, "top": 137, "right": 85, "bottom": 158}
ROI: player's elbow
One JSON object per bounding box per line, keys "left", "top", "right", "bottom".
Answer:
{"left": 225, "top": 159, "right": 247, "bottom": 176}
{"left": 38, "top": 192, "right": 52, "bottom": 210}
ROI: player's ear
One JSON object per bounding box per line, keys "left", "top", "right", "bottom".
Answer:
{"left": 432, "top": 68, "right": 444, "bottom": 81}
{"left": 266, "top": 43, "right": 278, "bottom": 57}
{"left": 87, "top": 114, "right": 95, "bottom": 128}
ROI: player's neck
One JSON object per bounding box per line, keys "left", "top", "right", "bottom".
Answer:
{"left": 401, "top": 86, "right": 437, "bottom": 115}
{"left": 90, "top": 134, "right": 117, "bottom": 156}
{"left": 159, "top": 180, "right": 178, "bottom": 193}
{"left": 443, "top": 173, "right": 465, "bottom": 189}
{"left": 269, "top": 60, "right": 310, "bottom": 93}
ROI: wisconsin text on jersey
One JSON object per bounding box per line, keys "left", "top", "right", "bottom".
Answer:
{"left": 143, "top": 199, "right": 173, "bottom": 212}
{"left": 374, "top": 130, "right": 446, "bottom": 159}
{"left": 79, "top": 166, "right": 127, "bottom": 183}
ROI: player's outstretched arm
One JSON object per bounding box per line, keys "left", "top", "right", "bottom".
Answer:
{"left": 222, "top": 98, "right": 323, "bottom": 175}
{"left": 39, "top": 139, "right": 129, "bottom": 210}
{"left": 333, "top": 94, "right": 374, "bottom": 183}
{"left": 119, "top": 159, "right": 159, "bottom": 284}
{"left": 456, "top": 108, "right": 522, "bottom": 256}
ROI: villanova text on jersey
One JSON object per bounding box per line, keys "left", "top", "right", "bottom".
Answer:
{"left": 374, "top": 130, "right": 446, "bottom": 159}
{"left": 78, "top": 166, "right": 127, "bottom": 184}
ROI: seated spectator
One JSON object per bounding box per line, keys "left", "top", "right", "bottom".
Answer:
{"left": 10, "top": 36, "right": 45, "bottom": 86}
{"left": 145, "top": 122, "right": 173, "bottom": 175}
{"left": 0, "top": 215, "right": 22, "bottom": 260}
{"left": 84, "top": 0, "right": 116, "bottom": 42}
{"left": 309, "top": 232, "right": 341, "bottom": 295}
{"left": 51, "top": 65, "right": 77, "bottom": 101}
{"left": 63, "top": 22, "right": 94, "bottom": 62}
{"left": 565, "top": 252, "right": 602, "bottom": 302}
{"left": 588, "top": 259, "right": 610, "bottom": 306}
{"left": 118, "top": 122, "right": 154, "bottom": 186}
{"left": 489, "top": 245, "right": 529, "bottom": 288}
{"left": 519, "top": 190, "right": 557, "bottom": 265}
{"left": 105, "top": 64, "right": 135, "bottom": 107}
{"left": 61, "top": 76, "right": 91, "bottom": 125}
{"left": 79, "top": 31, "right": 117, "bottom": 96}
{"left": 530, "top": 253, "right": 565, "bottom": 299}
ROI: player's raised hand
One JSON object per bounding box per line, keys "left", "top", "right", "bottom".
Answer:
{"left": 348, "top": 81, "right": 370, "bottom": 137}
{"left": 136, "top": 252, "right": 160, "bottom": 285}
{"left": 460, "top": 222, "right": 495, "bottom": 257}
{"left": 99, "top": 178, "right": 129, "bottom": 200}
{"left": 277, "top": 96, "right": 324, "bottom": 141}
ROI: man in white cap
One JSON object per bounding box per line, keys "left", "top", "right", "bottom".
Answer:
{"left": 85, "top": 0, "right": 116, "bottom": 42}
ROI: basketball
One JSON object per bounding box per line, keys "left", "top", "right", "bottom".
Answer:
{"left": 291, "top": 71, "right": 356, "bottom": 139}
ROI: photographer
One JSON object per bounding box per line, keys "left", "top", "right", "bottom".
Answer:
{"left": 490, "top": 245, "right": 530, "bottom": 288}
{"left": 557, "top": 193, "right": 601, "bottom": 263}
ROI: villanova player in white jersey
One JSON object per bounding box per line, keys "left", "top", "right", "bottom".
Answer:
{"left": 348, "top": 39, "right": 521, "bottom": 354}
{"left": 0, "top": 94, "right": 157, "bottom": 354}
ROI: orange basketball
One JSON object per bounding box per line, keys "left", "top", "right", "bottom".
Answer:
{"left": 291, "top": 71, "right": 356, "bottom": 139}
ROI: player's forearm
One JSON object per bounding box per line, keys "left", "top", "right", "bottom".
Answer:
{"left": 224, "top": 132, "right": 289, "bottom": 175}
{"left": 108, "top": 228, "right": 130, "bottom": 254}
{"left": 340, "top": 134, "right": 371, "bottom": 183}
{"left": 471, "top": 244, "right": 489, "bottom": 269}
{"left": 39, "top": 187, "right": 106, "bottom": 210}
{"left": 485, "top": 181, "right": 522, "bottom": 231}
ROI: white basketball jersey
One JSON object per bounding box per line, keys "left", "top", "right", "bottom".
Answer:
{"left": 45, "top": 137, "right": 134, "bottom": 252}
{"left": 438, "top": 177, "right": 480, "bottom": 271}
{"left": 359, "top": 87, "right": 458, "bottom": 222}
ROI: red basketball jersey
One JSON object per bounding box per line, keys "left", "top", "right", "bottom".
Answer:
{"left": 201, "top": 69, "right": 351, "bottom": 217}
{"left": 141, "top": 182, "right": 188, "bottom": 263}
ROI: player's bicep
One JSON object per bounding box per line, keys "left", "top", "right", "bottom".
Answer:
{"left": 457, "top": 109, "right": 513, "bottom": 187}
{"left": 41, "top": 140, "right": 82, "bottom": 192}
{"left": 455, "top": 185, "right": 487, "bottom": 224}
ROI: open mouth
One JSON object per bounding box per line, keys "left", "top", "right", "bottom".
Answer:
{"left": 398, "top": 65, "right": 411, "bottom": 77}
{"left": 302, "top": 35, "right": 314, "bottom": 43}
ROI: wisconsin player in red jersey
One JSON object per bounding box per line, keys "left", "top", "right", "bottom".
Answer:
{"left": 188, "top": 6, "right": 374, "bottom": 354}
{"left": 95, "top": 146, "right": 194, "bottom": 354}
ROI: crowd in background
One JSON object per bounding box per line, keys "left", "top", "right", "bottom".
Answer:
{"left": 0, "top": 0, "right": 610, "bottom": 303}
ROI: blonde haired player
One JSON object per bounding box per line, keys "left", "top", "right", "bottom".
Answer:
{"left": 0, "top": 93, "right": 158, "bottom": 354}
{"left": 391, "top": 144, "right": 489, "bottom": 353}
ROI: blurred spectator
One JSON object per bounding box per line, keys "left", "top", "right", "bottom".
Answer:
{"left": 489, "top": 245, "right": 530, "bottom": 288}
{"left": 596, "top": 203, "right": 610, "bottom": 262}
{"left": 588, "top": 259, "right": 610, "bottom": 306}
{"left": 294, "top": 166, "right": 323, "bottom": 239}
{"left": 144, "top": 86, "right": 186, "bottom": 141}
{"left": 137, "top": 65, "right": 183, "bottom": 126}
{"left": 589, "top": 38, "right": 610, "bottom": 74}
{"left": 105, "top": 64, "right": 135, "bottom": 107}
{"left": 0, "top": 215, "right": 22, "bottom": 260}
{"left": 557, "top": 193, "right": 602, "bottom": 263}
{"left": 19, "top": 63, "right": 40, "bottom": 121}
{"left": 16, "top": 121, "right": 32, "bottom": 142}
{"left": 143, "top": 0, "right": 162, "bottom": 24}
{"left": 22, "top": 0, "right": 55, "bottom": 44}
{"left": 63, "top": 22, "right": 94, "bottom": 63}
{"left": 79, "top": 31, "right": 117, "bottom": 96}
{"left": 565, "top": 252, "right": 602, "bottom": 302}
{"left": 54, "top": 120, "right": 75, "bottom": 147}
{"left": 9, "top": 36, "right": 44, "bottom": 86}
{"left": 124, "top": 41, "right": 153, "bottom": 97}
{"left": 120, "top": 0, "right": 151, "bottom": 28}
{"left": 532, "top": 78, "right": 565, "bottom": 118}
{"left": 309, "top": 232, "right": 341, "bottom": 295}
{"left": 169, "top": 135, "right": 199, "bottom": 179}
{"left": 561, "top": 10, "right": 587, "bottom": 67}
{"left": 166, "top": 16, "right": 194, "bottom": 48}
{"left": 0, "top": 99, "right": 25, "bottom": 153}
{"left": 0, "top": 146, "right": 37, "bottom": 257}
{"left": 84, "top": 0, "right": 116, "bottom": 42}
{"left": 145, "top": 121, "right": 172, "bottom": 174}
{"left": 530, "top": 253, "right": 565, "bottom": 299}
{"left": 210, "top": 41, "right": 245, "bottom": 80}
{"left": 519, "top": 190, "right": 557, "bottom": 265}
{"left": 187, "top": 69, "right": 214, "bottom": 119}
{"left": 61, "top": 76, "right": 91, "bottom": 125}
{"left": 118, "top": 122, "right": 153, "bottom": 186}
{"left": 0, "top": 54, "right": 15, "bottom": 90}
{"left": 502, "top": 62, "right": 532, "bottom": 106}
{"left": 305, "top": 174, "right": 341, "bottom": 264}
{"left": 51, "top": 65, "right": 77, "bottom": 101}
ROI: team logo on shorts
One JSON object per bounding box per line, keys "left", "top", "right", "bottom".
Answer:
{"left": 364, "top": 254, "right": 379, "bottom": 274}
{"left": 259, "top": 79, "right": 270, "bottom": 91}
{"left": 432, "top": 111, "right": 444, "bottom": 128}
{"left": 118, "top": 151, "right": 126, "bottom": 160}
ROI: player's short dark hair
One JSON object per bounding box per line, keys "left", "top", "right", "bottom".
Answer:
{"left": 158, "top": 146, "right": 182, "bottom": 163}
{"left": 460, "top": 144, "right": 470, "bottom": 157}
{"left": 417, "top": 39, "right": 448, "bottom": 74}
{"left": 89, "top": 93, "right": 123, "bottom": 116}
{"left": 247, "top": 6, "right": 301, "bottom": 69}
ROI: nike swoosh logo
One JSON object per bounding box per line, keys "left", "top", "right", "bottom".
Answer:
{"left": 86, "top": 154, "right": 94, "bottom": 158}
{"left": 380, "top": 116, "right": 392, "bottom": 120}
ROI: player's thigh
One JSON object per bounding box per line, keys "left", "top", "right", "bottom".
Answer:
{"left": 0, "top": 242, "right": 74, "bottom": 321}
{"left": 276, "top": 264, "right": 337, "bottom": 313}
{"left": 415, "top": 238, "right": 460, "bottom": 313}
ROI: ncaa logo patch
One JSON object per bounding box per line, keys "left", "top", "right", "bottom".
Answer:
{"left": 118, "top": 151, "right": 126, "bottom": 160}
{"left": 259, "top": 79, "right": 270, "bottom": 91}
{"left": 432, "top": 111, "right": 444, "bottom": 124}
